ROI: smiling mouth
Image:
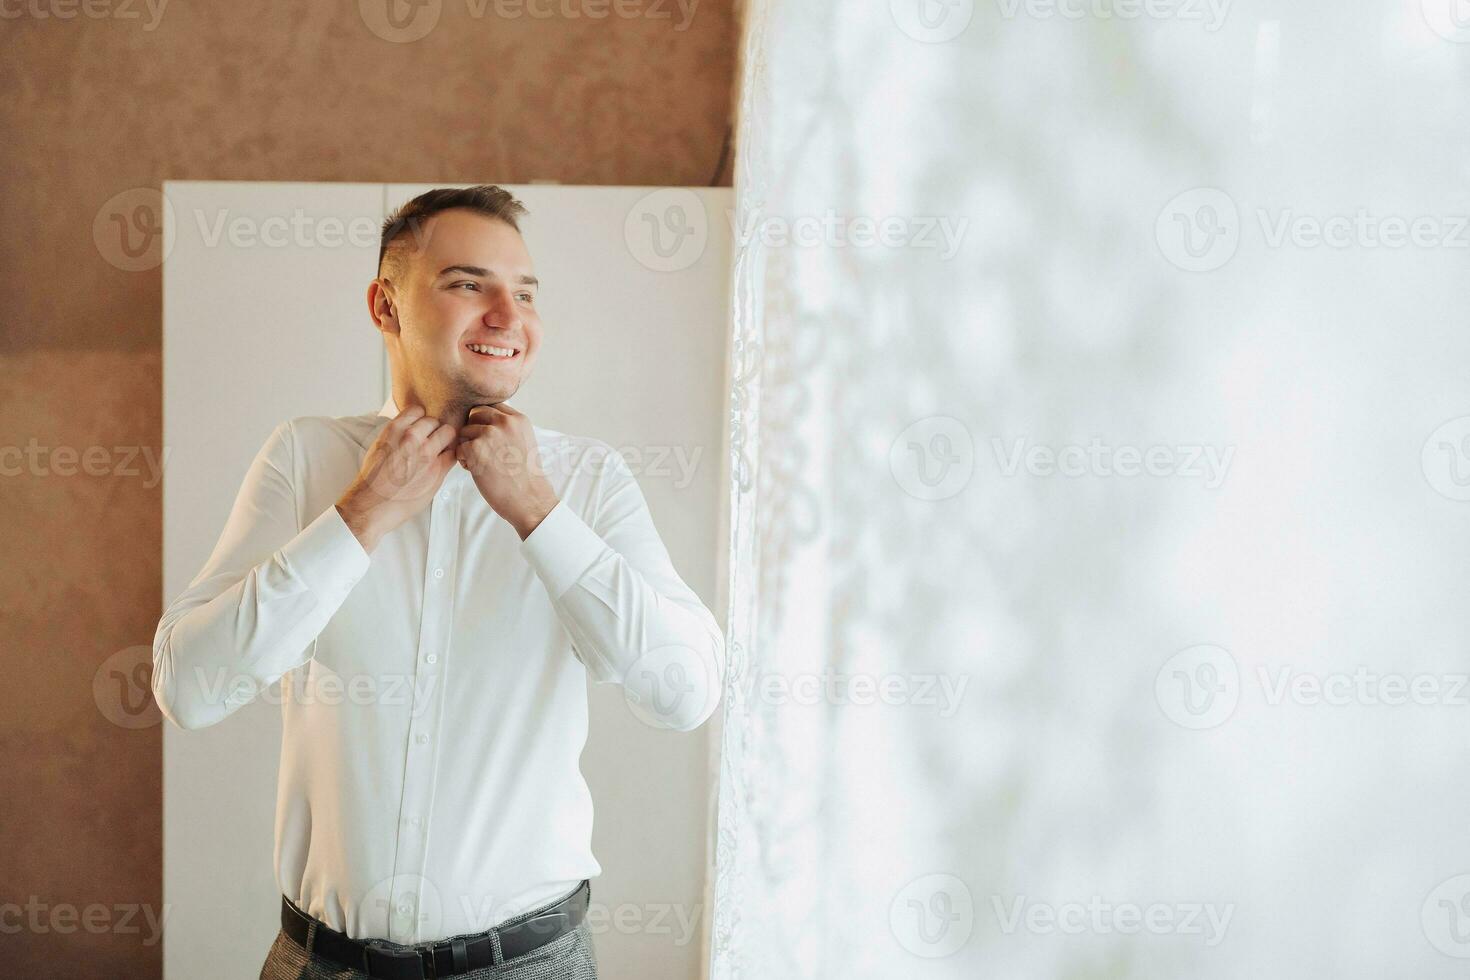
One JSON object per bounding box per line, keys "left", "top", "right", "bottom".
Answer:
{"left": 465, "top": 343, "right": 519, "bottom": 360}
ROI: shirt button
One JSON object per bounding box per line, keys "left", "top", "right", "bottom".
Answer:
{"left": 426, "top": 654, "right": 438, "bottom": 664}
{"left": 433, "top": 568, "right": 445, "bottom": 580}
{"left": 417, "top": 734, "right": 429, "bottom": 744}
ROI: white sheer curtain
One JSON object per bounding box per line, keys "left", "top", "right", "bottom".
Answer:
{"left": 711, "top": 0, "right": 1470, "bottom": 977}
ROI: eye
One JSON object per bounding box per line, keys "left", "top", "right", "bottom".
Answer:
{"left": 451, "top": 281, "right": 480, "bottom": 291}
{"left": 516, "top": 292, "right": 534, "bottom": 303}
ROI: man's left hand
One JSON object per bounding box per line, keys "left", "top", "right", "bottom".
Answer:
{"left": 456, "top": 403, "right": 560, "bottom": 540}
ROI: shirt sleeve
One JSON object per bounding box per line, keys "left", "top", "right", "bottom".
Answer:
{"left": 151, "top": 420, "right": 372, "bottom": 731}
{"left": 519, "top": 447, "right": 725, "bottom": 732}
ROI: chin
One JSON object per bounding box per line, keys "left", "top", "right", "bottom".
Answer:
{"left": 473, "top": 382, "right": 520, "bottom": 404}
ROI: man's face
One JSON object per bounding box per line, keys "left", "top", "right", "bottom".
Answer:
{"left": 380, "top": 208, "right": 541, "bottom": 408}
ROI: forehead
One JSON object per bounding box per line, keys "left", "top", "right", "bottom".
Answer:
{"left": 412, "top": 208, "right": 534, "bottom": 277}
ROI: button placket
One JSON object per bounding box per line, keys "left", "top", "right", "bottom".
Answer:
{"left": 386, "top": 486, "right": 459, "bottom": 943}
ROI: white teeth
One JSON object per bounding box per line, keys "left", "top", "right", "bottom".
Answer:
{"left": 467, "top": 344, "right": 515, "bottom": 357}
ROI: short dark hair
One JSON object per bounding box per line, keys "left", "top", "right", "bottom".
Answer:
{"left": 377, "top": 185, "right": 528, "bottom": 276}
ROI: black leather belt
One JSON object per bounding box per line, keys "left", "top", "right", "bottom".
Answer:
{"left": 280, "top": 880, "right": 589, "bottom": 979}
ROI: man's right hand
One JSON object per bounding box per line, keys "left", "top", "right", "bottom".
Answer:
{"left": 335, "top": 406, "right": 457, "bottom": 553}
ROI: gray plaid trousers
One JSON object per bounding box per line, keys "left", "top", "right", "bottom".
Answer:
{"left": 259, "top": 886, "right": 598, "bottom": 980}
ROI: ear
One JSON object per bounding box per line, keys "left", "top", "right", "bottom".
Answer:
{"left": 367, "top": 279, "right": 400, "bottom": 336}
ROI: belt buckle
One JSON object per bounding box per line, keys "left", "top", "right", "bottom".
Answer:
{"left": 362, "top": 939, "right": 434, "bottom": 979}
{"left": 522, "top": 910, "right": 570, "bottom": 939}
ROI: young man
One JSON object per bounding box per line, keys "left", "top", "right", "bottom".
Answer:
{"left": 151, "top": 185, "right": 724, "bottom": 979}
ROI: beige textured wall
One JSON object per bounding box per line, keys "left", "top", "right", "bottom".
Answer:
{"left": 0, "top": 4, "right": 736, "bottom": 974}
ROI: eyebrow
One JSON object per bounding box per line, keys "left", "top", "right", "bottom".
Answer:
{"left": 436, "top": 265, "right": 538, "bottom": 287}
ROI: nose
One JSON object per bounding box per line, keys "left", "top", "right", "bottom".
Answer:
{"left": 483, "top": 283, "right": 522, "bottom": 330}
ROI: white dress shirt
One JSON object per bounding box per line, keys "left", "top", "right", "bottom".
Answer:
{"left": 152, "top": 396, "right": 724, "bottom": 943}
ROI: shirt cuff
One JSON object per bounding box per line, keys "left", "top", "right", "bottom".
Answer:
{"left": 278, "top": 504, "right": 373, "bottom": 602}
{"left": 519, "top": 500, "right": 609, "bottom": 600}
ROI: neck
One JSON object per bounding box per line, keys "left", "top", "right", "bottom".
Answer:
{"left": 392, "top": 384, "right": 494, "bottom": 431}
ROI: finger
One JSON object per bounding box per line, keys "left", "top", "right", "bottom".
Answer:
{"left": 493, "top": 402, "right": 522, "bottom": 417}
{"left": 405, "top": 415, "right": 442, "bottom": 442}
{"left": 457, "top": 423, "right": 490, "bottom": 441}
{"left": 393, "top": 405, "right": 426, "bottom": 427}
{"left": 425, "top": 422, "right": 459, "bottom": 454}
{"left": 425, "top": 453, "right": 454, "bottom": 486}
{"left": 466, "top": 404, "right": 506, "bottom": 424}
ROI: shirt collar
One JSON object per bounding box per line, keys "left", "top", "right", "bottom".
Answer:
{"left": 370, "top": 394, "right": 555, "bottom": 478}
{"left": 375, "top": 394, "right": 549, "bottom": 443}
